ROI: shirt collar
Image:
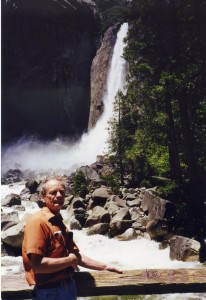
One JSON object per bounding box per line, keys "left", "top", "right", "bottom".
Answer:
{"left": 42, "top": 206, "right": 63, "bottom": 222}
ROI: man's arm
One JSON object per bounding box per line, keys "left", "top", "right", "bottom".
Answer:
{"left": 77, "top": 252, "right": 122, "bottom": 274}
{"left": 30, "top": 252, "right": 78, "bottom": 274}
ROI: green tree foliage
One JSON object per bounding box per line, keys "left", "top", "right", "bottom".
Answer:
{"left": 73, "top": 171, "right": 89, "bottom": 198}
{"left": 108, "top": 0, "right": 206, "bottom": 237}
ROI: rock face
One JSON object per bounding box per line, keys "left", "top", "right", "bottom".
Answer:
{"left": 88, "top": 25, "right": 119, "bottom": 129}
{"left": 2, "top": 0, "right": 100, "bottom": 143}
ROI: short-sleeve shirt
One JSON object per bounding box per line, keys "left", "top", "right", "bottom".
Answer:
{"left": 22, "top": 207, "right": 79, "bottom": 286}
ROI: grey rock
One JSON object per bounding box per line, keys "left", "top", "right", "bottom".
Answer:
{"left": 112, "top": 208, "right": 130, "bottom": 222}
{"left": 91, "top": 187, "right": 111, "bottom": 207}
{"left": 127, "top": 198, "right": 141, "bottom": 207}
{"left": 86, "top": 223, "right": 110, "bottom": 236}
{"left": 104, "top": 201, "right": 120, "bottom": 216}
{"left": 129, "top": 207, "right": 141, "bottom": 221}
{"left": 109, "top": 220, "right": 133, "bottom": 238}
{"left": 142, "top": 191, "right": 176, "bottom": 221}
{"left": 84, "top": 206, "right": 110, "bottom": 227}
{"left": 114, "top": 228, "right": 137, "bottom": 241}
{"left": 108, "top": 195, "right": 127, "bottom": 208}
{"left": 170, "top": 235, "right": 200, "bottom": 262}
{"left": 1, "top": 214, "right": 31, "bottom": 248}
{"left": 146, "top": 219, "right": 171, "bottom": 241}
{"left": 25, "top": 179, "right": 39, "bottom": 193}
{"left": 1, "top": 211, "right": 19, "bottom": 225}
{"left": 79, "top": 166, "right": 101, "bottom": 182}
{"left": 2, "top": 193, "right": 21, "bottom": 207}
{"left": 69, "top": 216, "right": 82, "bottom": 231}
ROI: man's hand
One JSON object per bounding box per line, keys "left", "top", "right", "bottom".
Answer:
{"left": 78, "top": 253, "right": 123, "bottom": 273}
{"left": 67, "top": 253, "right": 79, "bottom": 269}
{"left": 105, "top": 265, "right": 123, "bottom": 274}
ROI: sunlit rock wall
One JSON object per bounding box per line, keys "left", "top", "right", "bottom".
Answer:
{"left": 88, "top": 25, "right": 118, "bottom": 129}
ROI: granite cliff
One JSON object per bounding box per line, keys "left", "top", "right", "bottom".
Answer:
{"left": 2, "top": 0, "right": 101, "bottom": 143}
{"left": 88, "top": 25, "right": 119, "bottom": 129}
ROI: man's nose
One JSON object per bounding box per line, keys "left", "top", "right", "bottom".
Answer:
{"left": 56, "top": 191, "right": 62, "bottom": 197}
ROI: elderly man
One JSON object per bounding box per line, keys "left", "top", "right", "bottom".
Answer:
{"left": 22, "top": 177, "right": 122, "bottom": 300}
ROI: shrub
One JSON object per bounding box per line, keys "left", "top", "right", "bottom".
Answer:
{"left": 73, "top": 171, "right": 89, "bottom": 198}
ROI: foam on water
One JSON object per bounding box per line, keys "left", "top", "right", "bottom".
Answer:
{"left": 1, "top": 184, "right": 40, "bottom": 219}
{"left": 1, "top": 182, "right": 26, "bottom": 198}
{"left": 70, "top": 229, "right": 201, "bottom": 271}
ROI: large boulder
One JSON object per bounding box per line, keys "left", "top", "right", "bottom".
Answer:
{"left": 170, "top": 235, "right": 201, "bottom": 262}
{"left": 141, "top": 191, "right": 176, "bottom": 240}
{"left": 2, "top": 193, "right": 21, "bottom": 207}
{"left": 111, "top": 208, "right": 131, "bottom": 222}
{"left": 108, "top": 195, "right": 127, "bottom": 208}
{"left": 84, "top": 206, "right": 110, "bottom": 227}
{"left": 64, "top": 197, "right": 87, "bottom": 226}
{"left": 114, "top": 228, "right": 137, "bottom": 241}
{"left": 104, "top": 201, "right": 120, "bottom": 216}
{"left": 1, "top": 211, "right": 19, "bottom": 230}
{"left": 86, "top": 223, "right": 110, "bottom": 236}
{"left": 25, "top": 179, "right": 39, "bottom": 193}
{"left": 1, "top": 211, "right": 19, "bottom": 224}
{"left": 129, "top": 207, "right": 141, "bottom": 221}
{"left": 69, "top": 216, "right": 82, "bottom": 231}
{"left": 1, "top": 214, "right": 31, "bottom": 249}
{"left": 146, "top": 219, "right": 172, "bottom": 241}
{"left": 79, "top": 166, "right": 102, "bottom": 182}
{"left": 91, "top": 187, "right": 111, "bottom": 207}
{"left": 73, "top": 208, "right": 88, "bottom": 227}
{"left": 142, "top": 191, "right": 176, "bottom": 221}
{"left": 109, "top": 220, "right": 133, "bottom": 238}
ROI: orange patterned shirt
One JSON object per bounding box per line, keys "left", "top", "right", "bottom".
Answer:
{"left": 22, "top": 207, "right": 79, "bottom": 286}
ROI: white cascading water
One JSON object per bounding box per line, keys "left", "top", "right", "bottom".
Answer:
{"left": 1, "top": 23, "right": 128, "bottom": 175}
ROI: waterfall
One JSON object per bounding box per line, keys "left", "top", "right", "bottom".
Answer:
{"left": 2, "top": 23, "right": 128, "bottom": 174}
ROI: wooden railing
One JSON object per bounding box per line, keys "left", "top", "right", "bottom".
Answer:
{"left": 2, "top": 268, "right": 206, "bottom": 299}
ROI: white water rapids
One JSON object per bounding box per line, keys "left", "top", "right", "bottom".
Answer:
{"left": 1, "top": 182, "right": 201, "bottom": 273}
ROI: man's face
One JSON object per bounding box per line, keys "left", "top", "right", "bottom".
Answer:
{"left": 42, "top": 179, "right": 65, "bottom": 213}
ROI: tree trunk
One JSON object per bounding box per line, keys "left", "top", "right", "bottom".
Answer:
{"left": 165, "top": 92, "right": 182, "bottom": 185}
{"left": 178, "top": 93, "right": 205, "bottom": 237}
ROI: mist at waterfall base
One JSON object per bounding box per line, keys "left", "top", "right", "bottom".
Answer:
{"left": 2, "top": 23, "right": 128, "bottom": 176}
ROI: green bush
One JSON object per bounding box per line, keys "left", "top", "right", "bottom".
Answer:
{"left": 73, "top": 171, "right": 89, "bottom": 198}
{"left": 101, "top": 172, "right": 120, "bottom": 194}
{"left": 156, "top": 180, "right": 178, "bottom": 199}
